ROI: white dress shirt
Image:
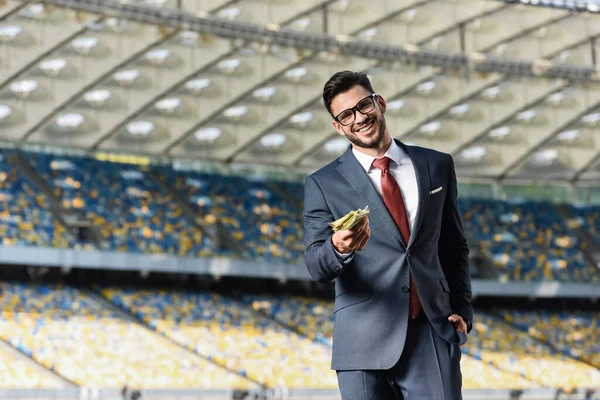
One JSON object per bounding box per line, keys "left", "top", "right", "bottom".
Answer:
{"left": 335, "top": 140, "right": 419, "bottom": 260}
{"left": 352, "top": 139, "right": 419, "bottom": 231}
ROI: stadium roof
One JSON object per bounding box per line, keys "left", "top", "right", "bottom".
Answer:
{"left": 1, "top": 0, "right": 600, "bottom": 183}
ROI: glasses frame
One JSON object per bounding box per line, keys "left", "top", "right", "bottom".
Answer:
{"left": 333, "top": 93, "right": 378, "bottom": 126}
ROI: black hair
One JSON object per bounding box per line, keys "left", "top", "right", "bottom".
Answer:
{"left": 322, "top": 70, "right": 375, "bottom": 116}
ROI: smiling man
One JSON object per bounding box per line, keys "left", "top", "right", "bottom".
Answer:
{"left": 303, "top": 71, "right": 473, "bottom": 399}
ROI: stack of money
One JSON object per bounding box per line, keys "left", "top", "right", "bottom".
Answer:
{"left": 330, "top": 206, "right": 370, "bottom": 232}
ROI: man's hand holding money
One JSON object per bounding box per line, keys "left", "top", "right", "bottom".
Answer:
{"left": 332, "top": 215, "right": 370, "bottom": 254}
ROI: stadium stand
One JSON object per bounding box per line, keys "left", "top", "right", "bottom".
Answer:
{"left": 26, "top": 153, "right": 221, "bottom": 257}
{"left": 155, "top": 167, "right": 305, "bottom": 262}
{"left": 100, "top": 287, "right": 337, "bottom": 388}
{"left": 0, "top": 281, "right": 254, "bottom": 389}
{"left": 498, "top": 309, "right": 600, "bottom": 370}
{"left": 238, "top": 294, "right": 541, "bottom": 390}
{"left": 0, "top": 342, "right": 63, "bottom": 389}
{"left": 0, "top": 150, "right": 72, "bottom": 249}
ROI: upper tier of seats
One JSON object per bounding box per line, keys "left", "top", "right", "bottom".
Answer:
{"left": 0, "top": 149, "right": 597, "bottom": 282}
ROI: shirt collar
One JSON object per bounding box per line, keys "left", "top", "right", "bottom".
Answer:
{"left": 352, "top": 139, "right": 404, "bottom": 173}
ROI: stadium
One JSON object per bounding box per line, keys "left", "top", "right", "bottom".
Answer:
{"left": 0, "top": 0, "right": 599, "bottom": 399}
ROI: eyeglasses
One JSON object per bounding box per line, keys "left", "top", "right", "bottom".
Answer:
{"left": 333, "top": 93, "right": 378, "bottom": 126}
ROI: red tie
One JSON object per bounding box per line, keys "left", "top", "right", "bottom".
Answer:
{"left": 372, "top": 156, "right": 422, "bottom": 319}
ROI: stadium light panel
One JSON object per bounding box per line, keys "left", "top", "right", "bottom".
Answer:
{"left": 419, "top": 121, "right": 441, "bottom": 134}
{"left": 260, "top": 133, "right": 286, "bottom": 148}
{"left": 217, "top": 7, "right": 241, "bottom": 20}
{"left": 84, "top": 89, "right": 111, "bottom": 105}
{"left": 517, "top": 109, "right": 536, "bottom": 121}
{"left": 127, "top": 120, "right": 155, "bottom": 136}
{"left": 55, "top": 113, "right": 85, "bottom": 129}
{"left": 324, "top": 138, "right": 349, "bottom": 153}
{"left": 72, "top": 37, "right": 99, "bottom": 52}
{"left": 387, "top": 99, "right": 405, "bottom": 112}
{"left": 291, "top": 17, "right": 311, "bottom": 31}
{"left": 460, "top": 145, "right": 487, "bottom": 161}
{"left": 289, "top": 111, "right": 313, "bottom": 125}
{"left": 113, "top": 69, "right": 141, "bottom": 84}
{"left": 39, "top": 58, "right": 68, "bottom": 75}
{"left": 0, "top": 25, "right": 24, "bottom": 41}
{"left": 252, "top": 87, "right": 277, "bottom": 101}
{"left": 223, "top": 105, "right": 248, "bottom": 119}
{"left": 145, "top": 48, "right": 170, "bottom": 64}
{"left": 218, "top": 58, "right": 241, "bottom": 73}
{"left": 532, "top": 148, "right": 559, "bottom": 164}
{"left": 9, "top": 80, "right": 38, "bottom": 96}
{"left": 489, "top": 126, "right": 511, "bottom": 138}
{"left": 194, "top": 127, "right": 222, "bottom": 142}
{"left": 450, "top": 104, "right": 470, "bottom": 116}
{"left": 155, "top": 97, "right": 182, "bottom": 112}
{"left": 0, "top": 105, "right": 12, "bottom": 121}
{"left": 179, "top": 31, "right": 199, "bottom": 47}
{"left": 557, "top": 130, "right": 579, "bottom": 141}
{"left": 416, "top": 81, "right": 437, "bottom": 95}
{"left": 285, "top": 67, "right": 308, "bottom": 81}
{"left": 582, "top": 112, "right": 600, "bottom": 124}
{"left": 184, "top": 78, "right": 211, "bottom": 94}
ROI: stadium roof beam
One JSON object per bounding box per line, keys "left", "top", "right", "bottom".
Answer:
{"left": 42, "top": 0, "right": 600, "bottom": 82}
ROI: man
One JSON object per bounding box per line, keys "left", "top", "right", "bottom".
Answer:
{"left": 303, "top": 71, "right": 473, "bottom": 399}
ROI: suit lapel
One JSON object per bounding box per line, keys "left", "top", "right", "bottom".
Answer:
{"left": 336, "top": 146, "right": 406, "bottom": 248}
{"left": 400, "top": 141, "right": 431, "bottom": 248}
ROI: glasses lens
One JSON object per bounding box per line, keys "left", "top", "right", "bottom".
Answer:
{"left": 338, "top": 110, "right": 354, "bottom": 125}
{"left": 357, "top": 97, "right": 375, "bottom": 113}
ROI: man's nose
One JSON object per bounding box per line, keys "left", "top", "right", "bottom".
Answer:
{"left": 354, "top": 110, "right": 368, "bottom": 124}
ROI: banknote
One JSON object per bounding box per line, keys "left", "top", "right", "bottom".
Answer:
{"left": 330, "top": 206, "right": 369, "bottom": 232}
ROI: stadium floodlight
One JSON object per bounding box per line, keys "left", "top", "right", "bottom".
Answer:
{"left": 401, "top": 8, "right": 419, "bottom": 23}
{"left": 419, "top": 121, "right": 441, "bottom": 135}
{"left": 19, "top": 3, "right": 45, "bottom": 19}
{"left": 218, "top": 58, "right": 241, "bottom": 73}
{"left": 145, "top": 48, "right": 170, "bottom": 65}
{"left": 84, "top": 89, "right": 111, "bottom": 107}
{"left": 416, "top": 81, "right": 437, "bottom": 95}
{"left": 9, "top": 79, "right": 39, "bottom": 97}
{"left": 260, "top": 133, "right": 286, "bottom": 148}
{"left": 324, "top": 138, "right": 349, "bottom": 153}
{"left": 289, "top": 111, "right": 313, "bottom": 126}
{"left": 387, "top": 99, "right": 405, "bottom": 112}
{"left": 532, "top": 148, "right": 559, "bottom": 165}
{"left": 39, "top": 58, "right": 68, "bottom": 76}
{"left": 184, "top": 78, "right": 211, "bottom": 94}
{"left": 127, "top": 120, "right": 155, "bottom": 136}
{"left": 482, "top": 86, "right": 501, "bottom": 100}
{"left": 252, "top": 87, "right": 277, "bottom": 101}
{"left": 217, "top": 7, "right": 241, "bottom": 20}
{"left": 450, "top": 104, "right": 470, "bottom": 116}
{"left": 0, "top": 105, "right": 13, "bottom": 121}
{"left": 179, "top": 31, "right": 199, "bottom": 47}
{"left": 113, "top": 69, "right": 141, "bottom": 85}
{"left": 0, "top": 25, "right": 24, "bottom": 42}
{"left": 55, "top": 113, "right": 85, "bottom": 129}
{"left": 517, "top": 109, "right": 537, "bottom": 122}
{"left": 557, "top": 130, "right": 579, "bottom": 141}
{"left": 155, "top": 97, "right": 182, "bottom": 113}
{"left": 223, "top": 105, "right": 248, "bottom": 119}
{"left": 460, "top": 145, "right": 487, "bottom": 162}
{"left": 360, "top": 28, "right": 378, "bottom": 40}
{"left": 194, "top": 127, "right": 222, "bottom": 142}
{"left": 489, "top": 126, "right": 511, "bottom": 138}
{"left": 71, "top": 37, "right": 99, "bottom": 55}
{"left": 285, "top": 67, "right": 308, "bottom": 82}
{"left": 547, "top": 92, "right": 565, "bottom": 105}
{"left": 581, "top": 112, "right": 600, "bottom": 124}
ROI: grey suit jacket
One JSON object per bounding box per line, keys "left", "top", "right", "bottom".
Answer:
{"left": 303, "top": 140, "right": 473, "bottom": 371}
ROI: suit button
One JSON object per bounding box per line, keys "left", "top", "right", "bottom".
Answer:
{"left": 405, "top": 250, "right": 411, "bottom": 257}
{"left": 402, "top": 285, "right": 409, "bottom": 293}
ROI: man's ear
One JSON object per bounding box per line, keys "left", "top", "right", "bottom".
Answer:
{"left": 377, "top": 95, "right": 387, "bottom": 114}
{"left": 333, "top": 120, "right": 345, "bottom": 136}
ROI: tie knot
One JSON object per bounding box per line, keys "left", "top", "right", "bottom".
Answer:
{"left": 372, "top": 156, "right": 390, "bottom": 171}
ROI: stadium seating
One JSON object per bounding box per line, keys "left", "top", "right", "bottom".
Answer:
{"left": 0, "top": 150, "right": 73, "bottom": 249}
{"left": 155, "top": 167, "right": 304, "bottom": 262}
{"left": 237, "top": 295, "right": 538, "bottom": 390}
{"left": 27, "top": 153, "right": 221, "bottom": 257}
{"left": 0, "top": 342, "right": 63, "bottom": 389}
{"left": 466, "top": 312, "right": 600, "bottom": 390}
{"left": 0, "top": 282, "right": 253, "bottom": 389}
{"left": 459, "top": 198, "right": 596, "bottom": 282}
{"left": 497, "top": 309, "right": 600, "bottom": 370}
{"left": 568, "top": 204, "right": 600, "bottom": 247}
{"left": 100, "top": 287, "right": 337, "bottom": 388}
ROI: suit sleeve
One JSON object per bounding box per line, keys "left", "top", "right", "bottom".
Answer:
{"left": 438, "top": 154, "right": 474, "bottom": 327}
{"left": 303, "top": 175, "right": 350, "bottom": 283}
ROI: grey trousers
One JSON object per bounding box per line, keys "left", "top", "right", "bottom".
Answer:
{"left": 336, "top": 314, "right": 463, "bottom": 400}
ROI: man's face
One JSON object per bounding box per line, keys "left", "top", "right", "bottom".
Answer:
{"left": 330, "top": 85, "right": 387, "bottom": 150}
